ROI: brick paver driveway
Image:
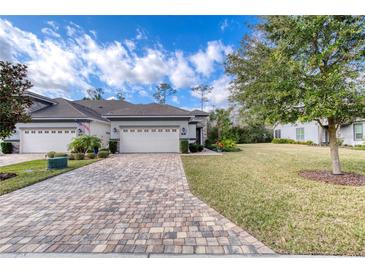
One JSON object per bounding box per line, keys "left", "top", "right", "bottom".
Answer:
{"left": 0, "top": 154, "right": 274, "bottom": 256}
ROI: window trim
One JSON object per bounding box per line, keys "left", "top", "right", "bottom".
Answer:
{"left": 296, "top": 127, "right": 305, "bottom": 141}
{"left": 353, "top": 123, "right": 363, "bottom": 141}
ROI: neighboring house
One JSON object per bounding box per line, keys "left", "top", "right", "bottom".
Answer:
{"left": 5, "top": 92, "right": 208, "bottom": 153}
{"left": 273, "top": 120, "right": 365, "bottom": 146}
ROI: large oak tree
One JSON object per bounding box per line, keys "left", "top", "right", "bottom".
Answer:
{"left": 0, "top": 61, "right": 32, "bottom": 140}
{"left": 226, "top": 16, "right": 365, "bottom": 175}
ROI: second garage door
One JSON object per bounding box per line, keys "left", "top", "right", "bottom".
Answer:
{"left": 119, "top": 127, "right": 179, "bottom": 153}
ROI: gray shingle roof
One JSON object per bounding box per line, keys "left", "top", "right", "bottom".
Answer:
{"left": 189, "top": 109, "right": 209, "bottom": 116}
{"left": 31, "top": 98, "right": 108, "bottom": 121}
{"left": 73, "top": 99, "right": 133, "bottom": 115}
{"left": 104, "top": 103, "right": 193, "bottom": 117}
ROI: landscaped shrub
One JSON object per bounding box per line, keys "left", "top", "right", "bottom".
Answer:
{"left": 47, "top": 151, "right": 56, "bottom": 158}
{"left": 68, "top": 135, "right": 102, "bottom": 153}
{"left": 85, "top": 152, "right": 96, "bottom": 159}
{"left": 197, "top": 144, "right": 204, "bottom": 152}
{"left": 109, "top": 140, "right": 118, "bottom": 154}
{"left": 99, "top": 148, "right": 109, "bottom": 152}
{"left": 180, "top": 139, "right": 189, "bottom": 153}
{"left": 272, "top": 138, "right": 314, "bottom": 145}
{"left": 98, "top": 151, "right": 109, "bottom": 158}
{"left": 54, "top": 152, "right": 68, "bottom": 158}
{"left": 1, "top": 142, "right": 13, "bottom": 154}
{"left": 68, "top": 153, "right": 75, "bottom": 160}
{"left": 354, "top": 145, "right": 365, "bottom": 150}
{"left": 189, "top": 143, "right": 199, "bottom": 153}
{"left": 73, "top": 153, "right": 84, "bottom": 160}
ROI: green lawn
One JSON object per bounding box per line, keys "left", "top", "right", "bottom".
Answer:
{"left": 0, "top": 159, "right": 99, "bottom": 196}
{"left": 181, "top": 144, "right": 365, "bottom": 255}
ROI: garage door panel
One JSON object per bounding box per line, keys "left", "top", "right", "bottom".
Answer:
{"left": 21, "top": 128, "right": 76, "bottom": 153}
{"left": 120, "top": 127, "right": 179, "bottom": 153}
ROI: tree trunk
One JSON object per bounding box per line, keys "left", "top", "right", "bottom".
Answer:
{"left": 328, "top": 118, "right": 342, "bottom": 175}
{"left": 318, "top": 126, "right": 323, "bottom": 146}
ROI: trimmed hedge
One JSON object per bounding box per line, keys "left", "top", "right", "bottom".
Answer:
{"left": 189, "top": 143, "right": 198, "bottom": 153}
{"left": 73, "top": 153, "right": 85, "bottom": 160}
{"left": 98, "top": 151, "right": 109, "bottom": 158}
{"left": 86, "top": 152, "right": 96, "bottom": 159}
{"left": 109, "top": 140, "right": 118, "bottom": 154}
{"left": 271, "top": 138, "right": 314, "bottom": 145}
{"left": 180, "top": 139, "right": 189, "bottom": 154}
{"left": 1, "top": 142, "right": 13, "bottom": 154}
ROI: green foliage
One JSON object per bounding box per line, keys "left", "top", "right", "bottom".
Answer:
{"left": 0, "top": 62, "right": 33, "bottom": 140}
{"left": 153, "top": 83, "right": 177, "bottom": 104}
{"left": 209, "top": 108, "right": 232, "bottom": 140}
{"left": 271, "top": 138, "right": 314, "bottom": 145}
{"left": 68, "top": 135, "right": 101, "bottom": 153}
{"left": 98, "top": 151, "right": 109, "bottom": 158}
{"left": 180, "top": 139, "right": 189, "bottom": 154}
{"left": 54, "top": 153, "right": 68, "bottom": 158}
{"left": 85, "top": 152, "right": 96, "bottom": 159}
{"left": 99, "top": 148, "right": 109, "bottom": 152}
{"left": 47, "top": 151, "right": 56, "bottom": 158}
{"left": 72, "top": 153, "right": 85, "bottom": 160}
{"left": 197, "top": 144, "right": 204, "bottom": 152}
{"left": 68, "top": 153, "right": 75, "bottom": 160}
{"left": 189, "top": 143, "right": 199, "bottom": 153}
{"left": 1, "top": 142, "right": 13, "bottom": 154}
{"left": 84, "top": 88, "right": 104, "bottom": 100}
{"left": 354, "top": 144, "right": 365, "bottom": 150}
{"left": 109, "top": 140, "right": 118, "bottom": 154}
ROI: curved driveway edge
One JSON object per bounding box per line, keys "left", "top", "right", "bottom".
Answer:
{"left": 0, "top": 154, "right": 274, "bottom": 255}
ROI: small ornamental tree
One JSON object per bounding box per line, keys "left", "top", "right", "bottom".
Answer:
{"left": 209, "top": 108, "right": 232, "bottom": 140}
{"left": 0, "top": 61, "right": 32, "bottom": 140}
{"left": 226, "top": 16, "right": 365, "bottom": 175}
{"left": 153, "top": 83, "right": 177, "bottom": 104}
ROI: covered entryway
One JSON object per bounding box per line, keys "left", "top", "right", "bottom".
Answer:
{"left": 119, "top": 127, "right": 179, "bottom": 153}
{"left": 20, "top": 128, "right": 77, "bottom": 153}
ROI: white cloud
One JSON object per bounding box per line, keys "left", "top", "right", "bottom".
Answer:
{"left": 0, "top": 18, "right": 234, "bottom": 104}
{"left": 190, "top": 40, "right": 232, "bottom": 77}
{"left": 168, "top": 51, "right": 197, "bottom": 89}
{"left": 136, "top": 28, "right": 147, "bottom": 40}
{"left": 207, "top": 74, "right": 232, "bottom": 107}
{"left": 41, "top": 27, "right": 61, "bottom": 38}
{"left": 220, "top": 19, "right": 229, "bottom": 31}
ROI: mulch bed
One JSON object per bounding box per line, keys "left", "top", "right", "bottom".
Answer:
{"left": 299, "top": 170, "right": 365, "bottom": 186}
{"left": 0, "top": 172, "right": 17, "bottom": 182}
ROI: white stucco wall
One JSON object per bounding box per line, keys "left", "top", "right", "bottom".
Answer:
{"left": 339, "top": 122, "right": 365, "bottom": 146}
{"left": 274, "top": 121, "right": 321, "bottom": 144}
{"left": 110, "top": 119, "right": 190, "bottom": 140}
{"left": 188, "top": 124, "right": 197, "bottom": 143}
{"left": 90, "top": 121, "right": 110, "bottom": 147}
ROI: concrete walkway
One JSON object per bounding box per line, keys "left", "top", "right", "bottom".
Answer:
{"left": 0, "top": 154, "right": 274, "bottom": 255}
{"left": 0, "top": 154, "right": 44, "bottom": 167}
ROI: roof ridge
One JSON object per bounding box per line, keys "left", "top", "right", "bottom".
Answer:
{"left": 60, "top": 98, "right": 89, "bottom": 118}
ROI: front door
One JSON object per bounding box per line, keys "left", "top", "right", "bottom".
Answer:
{"left": 196, "top": 128, "right": 202, "bottom": 145}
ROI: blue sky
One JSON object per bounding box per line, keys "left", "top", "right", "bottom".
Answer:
{"left": 0, "top": 16, "right": 258, "bottom": 110}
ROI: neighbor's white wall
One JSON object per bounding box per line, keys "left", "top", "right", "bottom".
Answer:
{"left": 339, "top": 122, "right": 365, "bottom": 146}
{"left": 274, "top": 121, "right": 321, "bottom": 144}
{"left": 90, "top": 121, "right": 110, "bottom": 147}
{"left": 110, "top": 119, "right": 190, "bottom": 139}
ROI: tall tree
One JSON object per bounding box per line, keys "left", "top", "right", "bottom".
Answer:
{"left": 0, "top": 61, "right": 32, "bottom": 140}
{"left": 226, "top": 16, "right": 365, "bottom": 174}
{"left": 191, "top": 84, "right": 213, "bottom": 111}
{"left": 84, "top": 88, "right": 104, "bottom": 100}
{"left": 209, "top": 108, "right": 232, "bottom": 140}
{"left": 153, "top": 83, "right": 177, "bottom": 104}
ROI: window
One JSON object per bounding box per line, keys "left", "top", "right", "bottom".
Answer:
{"left": 354, "top": 123, "right": 363, "bottom": 141}
{"left": 31, "top": 130, "right": 36, "bottom": 134}
{"left": 172, "top": 129, "right": 177, "bottom": 132}
{"left": 158, "top": 129, "right": 163, "bottom": 132}
{"left": 274, "top": 129, "right": 281, "bottom": 138}
{"left": 25, "top": 130, "right": 29, "bottom": 134}
{"left": 130, "top": 129, "right": 135, "bottom": 132}
{"left": 137, "top": 129, "right": 142, "bottom": 132}
{"left": 165, "top": 129, "right": 170, "bottom": 132}
{"left": 296, "top": 128, "right": 304, "bottom": 141}
{"left": 64, "top": 130, "right": 69, "bottom": 133}
{"left": 51, "top": 130, "right": 56, "bottom": 134}
{"left": 44, "top": 130, "right": 49, "bottom": 134}
{"left": 38, "top": 130, "right": 42, "bottom": 134}
{"left": 71, "top": 130, "right": 75, "bottom": 134}
{"left": 151, "top": 129, "right": 156, "bottom": 132}
{"left": 58, "top": 130, "right": 62, "bottom": 133}
{"left": 144, "top": 129, "right": 149, "bottom": 132}
{"left": 123, "top": 129, "right": 128, "bottom": 132}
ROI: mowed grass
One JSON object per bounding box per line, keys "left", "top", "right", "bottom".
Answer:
{"left": 0, "top": 159, "right": 99, "bottom": 196}
{"left": 181, "top": 144, "right": 365, "bottom": 255}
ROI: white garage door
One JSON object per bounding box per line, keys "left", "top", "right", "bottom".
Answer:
{"left": 120, "top": 127, "right": 179, "bottom": 153}
{"left": 21, "top": 128, "right": 77, "bottom": 153}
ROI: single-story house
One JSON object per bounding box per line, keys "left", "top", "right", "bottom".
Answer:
{"left": 5, "top": 92, "right": 208, "bottom": 153}
{"left": 273, "top": 120, "right": 365, "bottom": 146}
